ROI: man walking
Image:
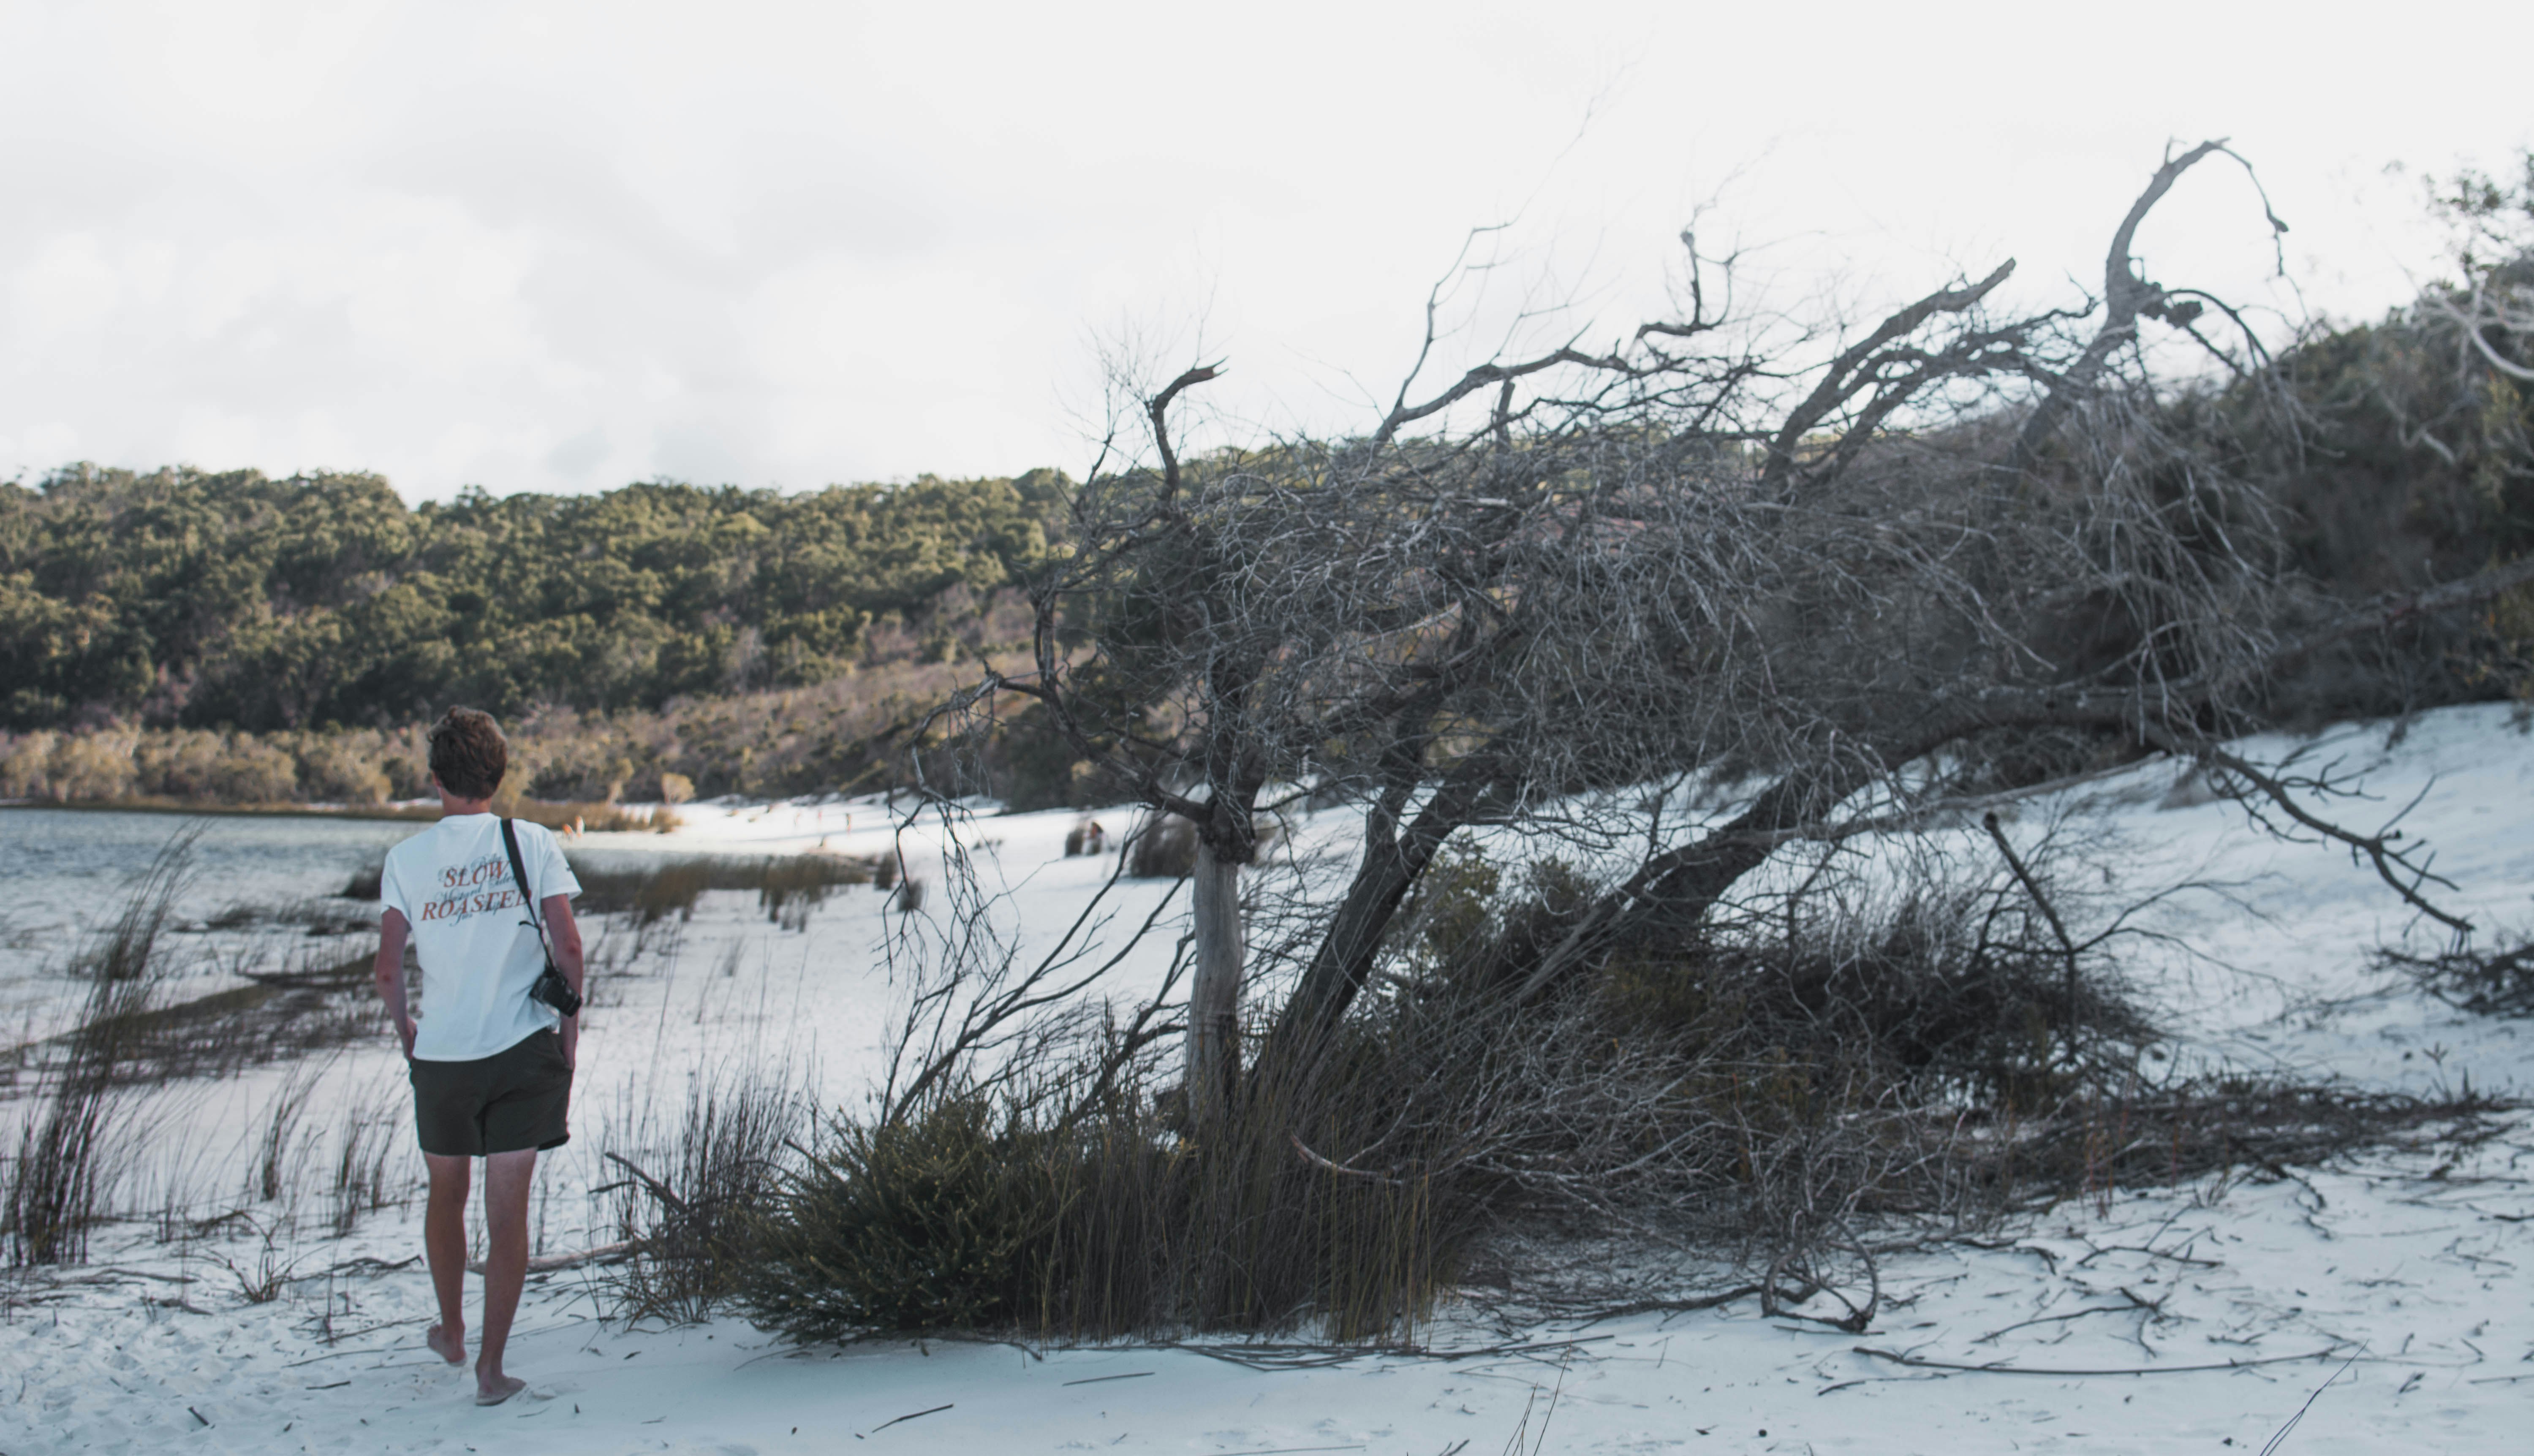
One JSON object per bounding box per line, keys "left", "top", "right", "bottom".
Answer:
{"left": 371, "top": 708, "right": 585, "bottom": 1406}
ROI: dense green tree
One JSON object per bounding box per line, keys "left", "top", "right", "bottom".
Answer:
{"left": 0, "top": 467, "right": 1066, "bottom": 731}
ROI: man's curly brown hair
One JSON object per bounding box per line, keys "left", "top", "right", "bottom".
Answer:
{"left": 426, "top": 707, "right": 508, "bottom": 801}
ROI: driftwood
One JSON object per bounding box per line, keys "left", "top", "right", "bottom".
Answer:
{"left": 1852, "top": 1344, "right": 2347, "bottom": 1377}
{"left": 466, "top": 1240, "right": 638, "bottom": 1276}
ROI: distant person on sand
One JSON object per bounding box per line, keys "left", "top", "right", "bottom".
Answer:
{"left": 370, "top": 708, "right": 585, "bottom": 1407}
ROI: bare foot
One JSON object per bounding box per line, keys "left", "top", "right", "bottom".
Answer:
{"left": 473, "top": 1373, "right": 527, "bottom": 1407}
{"left": 426, "top": 1323, "right": 466, "bottom": 1366}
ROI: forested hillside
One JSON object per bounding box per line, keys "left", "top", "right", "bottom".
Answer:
{"left": 1, "top": 156, "right": 2529, "bottom": 815}
{"left": 0, "top": 468, "right": 1066, "bottom": 732}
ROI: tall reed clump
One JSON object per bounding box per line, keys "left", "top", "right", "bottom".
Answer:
{"left": 5, "top": 828, "right": 197, "bottom": 1266}
{"left": 602, "top": 1059, "right": 809, "bottom": 1324}
{"left": 734, "top": 1003, "right": 1514, "bottom": 1345}
{"left": 326, "top": 1081, "right": 400, "bottom": 1238}
{"left": 247, "top": 1062, "right": 324, "bottom": 1212}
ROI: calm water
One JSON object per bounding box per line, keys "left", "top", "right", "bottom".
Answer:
{"left": 0, "top": 808, "right": 421, "bottom": 1031}
{"left": 0, "top": 807, "right": 856, "bottom": 1038}
{"left": 1, "top": 807, "right": 418, "bottom": 911}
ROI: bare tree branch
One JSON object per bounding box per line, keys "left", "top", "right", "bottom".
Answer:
{"left": 1149, "top": 363, "right": 1223, "bottom": 504}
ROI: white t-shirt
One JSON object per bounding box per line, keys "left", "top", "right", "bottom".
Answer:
{"left": 380, "top": 813, "right": 583, "bottom": 1062}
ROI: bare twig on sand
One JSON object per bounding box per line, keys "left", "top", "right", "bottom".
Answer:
{"left": 1851, "top": 1345, "right": 2349, "bottom": 1376}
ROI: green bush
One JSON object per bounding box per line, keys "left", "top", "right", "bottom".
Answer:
{"left": 289, "top": 735, "right": 391, "bottom": 804}
{"left": 735, "top": 1039, "right": 1477, "bottom": 1345}
{"left": 740, "top": 1099, "right": 1063, "bottom": 1339}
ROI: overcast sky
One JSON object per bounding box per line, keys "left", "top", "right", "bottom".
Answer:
{"left": 2, "top": 0, "right": 2524, "bottom": 502}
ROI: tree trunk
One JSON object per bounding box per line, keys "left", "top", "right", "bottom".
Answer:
{"left": 1266, "top": 753, "right": 1501, "bottom": 1076}
{"left": 1185, "top": 842, "right": 1245, "bottom": 1126}
{"left": 1509, "top": 761, "right": 1871, "bottom": 1002}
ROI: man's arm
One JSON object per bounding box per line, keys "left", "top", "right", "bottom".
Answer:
{"left": 542, "top": 893, "right": 584, "bottom": 1070}
{"left": 373, "top": 907, "right": 416, "bottom": 1059}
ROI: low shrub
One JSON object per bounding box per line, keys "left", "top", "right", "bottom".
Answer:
{"left": 291, "top": 737, "right": 392, "bottom": 805}
{"left": 524, "top": 745, "right": 636, "bottom": 803}
{"left": 1598, "top": 891, "right": 2155, "bottom": 1110}
{"left": 0, "top": 731, "right": 142, "bottom": 800}
{"left": 2381, "top": 937, "right": 2534, "bottom": 1018}
{"left": 1125, "top": 814, "right": 1199, "bottom": 879}
{"left": 0, "top": 731, "right": 54, "bottom": 797}
{"left": 48, "top": 733, "right": 141, "bottom": 800}
{"left": 493, "top": 788, "right": 663, "bottom": 835}
{"left": 741, "top": 1099, "right": 1061, "bottom": 1338}
{"left": 715, "top": 847, "right": 2152, "bottom": 1343}
{"left": 737, "top": 1066, "right": 1463, "bottom": 1343}
{"left": 208, "top": 738, "right": 302, "bottom": 804}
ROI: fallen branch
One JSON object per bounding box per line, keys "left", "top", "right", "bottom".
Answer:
{"left": 600, "top": 1152, "right": 689, "bottom": 1214}
{"left": 1574, "top": 1285, "right": 1765, "bottom": 1326}
{"left": 2258, "top": 1348, "right": 2365, "bottom": 1456}
{"left": 1132, "top": 1335, "right": 1612, "bottom": 1369}
{"left": 1982, "top": 810, "right": 2083, "bottom": 1060}
{"left": 1291, "top": 1132, "right": 1405, "bottom": 1186}
{"left": 309, "top": 1254, "right": 419, "bottom": 1280}
{"left": 1853, "top": 1345, "right": 2346, "bottom": 1376}
{"left": 2186, "top": 739, "right": 2473, "bottom": 937}
{"left": 467, "top": 1240, "right": 637, "bottom": 1277}
{"left": 868, "top": 1403, "right": 954, "bottom": 1433}
{"left": 1975, "top": 1287, "right": 2162, "bottom": 1345}
{"left": 1765, "top": 1214, "right": 1880, "bottom": 1334}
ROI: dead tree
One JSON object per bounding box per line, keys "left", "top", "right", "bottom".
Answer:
{"left": 953, "top": 142, "right": 2530, "bottom": 1116}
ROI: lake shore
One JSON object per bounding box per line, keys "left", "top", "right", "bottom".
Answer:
{"left": 0, "top": 793, "right": 680, "bottom": 835}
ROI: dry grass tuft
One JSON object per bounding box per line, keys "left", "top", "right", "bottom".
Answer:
{"left": 597, "top": 1059, "right": 808, "bottom": 1325}
{"left": 5, "top": 829, "right": 196, "bottom": 1265}
{"left": 568, "top": 853, "right": 875, "bottom": 930}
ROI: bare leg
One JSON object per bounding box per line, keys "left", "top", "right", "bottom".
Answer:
{"left": 421, "top": 1153, "right": 470, "bottom": 1364}
{"left": 473, "top": 1146, "right": 537, "bottom": 1403}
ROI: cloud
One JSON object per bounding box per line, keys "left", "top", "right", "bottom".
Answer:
{"left": 0, "top": 0, "right": 2525, "bottom": 500}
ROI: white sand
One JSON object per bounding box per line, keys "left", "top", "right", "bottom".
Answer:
{"left": 4, "top": 703, "right": 2530, "bottom": 1453}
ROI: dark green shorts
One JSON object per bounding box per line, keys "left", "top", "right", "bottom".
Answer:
{"left": 408, "top": 1029, "right": 573, "bottom": 1157}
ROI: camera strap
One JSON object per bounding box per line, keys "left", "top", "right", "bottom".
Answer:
{"left": 499, "top": 818, "right": 579, "bottom": 1018}
{"left": 498, "top": 817, "right": 554, "bottom": 965}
